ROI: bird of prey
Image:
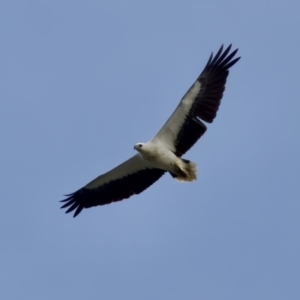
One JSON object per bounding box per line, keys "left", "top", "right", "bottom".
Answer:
{"left": 61, "top": 44, "right": 240, "bottom": 217}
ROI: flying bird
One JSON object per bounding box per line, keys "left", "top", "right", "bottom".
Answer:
{"left": 61, "top": 44, "right": 240, "bottom": 217}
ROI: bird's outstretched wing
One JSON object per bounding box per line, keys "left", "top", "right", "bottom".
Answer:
{"left": 153, "top": 44, "right": 240, "bottom": 156}
{"left": 60, "top": 154, "right": 165, "bottom": 217}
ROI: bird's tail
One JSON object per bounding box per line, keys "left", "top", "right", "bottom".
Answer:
{"left": 170, "top": 159, "right": 197, "bottom": 182}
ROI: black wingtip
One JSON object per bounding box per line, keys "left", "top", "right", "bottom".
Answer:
{"left": 73, "top": 205, "right": 84, "bottom": 217}
{"left": 194, "top": 44, "right": 240, "bottom": 123}
{"left": 203, "top": 44, "right": 240, "bottom": 72}
{"left": 59, "top": 191, "right": 83, "bottom": 217}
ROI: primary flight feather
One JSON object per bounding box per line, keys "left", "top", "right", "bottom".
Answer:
{"left": 60, "top": 44, "right": 240, "bottom": 217}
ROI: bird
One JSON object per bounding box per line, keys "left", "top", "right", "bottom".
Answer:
{"left": 60, "top": 44, "right": 240, "bottom": 217}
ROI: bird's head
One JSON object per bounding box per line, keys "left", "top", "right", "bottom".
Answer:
{"left": 134, "top": 143, "right": 146, "bottom": 153}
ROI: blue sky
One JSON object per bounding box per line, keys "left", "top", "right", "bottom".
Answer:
{"left": 1, "top": 1, "right": 300, "bottom": 299}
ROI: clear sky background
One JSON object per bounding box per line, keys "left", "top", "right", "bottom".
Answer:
{"left": 1, "top": 1, "right": 300, "bottom": 299}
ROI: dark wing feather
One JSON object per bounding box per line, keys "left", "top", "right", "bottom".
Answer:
{"left": 195, "top": 45, "right": 240, "bottom": 123}
{"left": 60, "top": 168, "right": 165, "bottom": 217}
{"left": 175, "top": 116, "right": 207, "bottom": 157}
{"left": 174, "top": 44, "right": 240, "bottom": 156}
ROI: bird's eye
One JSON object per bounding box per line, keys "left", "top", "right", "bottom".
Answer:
{"left": 139, "top": 144, "right": 142, "bottom": 148}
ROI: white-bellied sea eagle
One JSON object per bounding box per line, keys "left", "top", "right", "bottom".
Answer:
{"left": 61, "top": 44, "right": 240, "bottom": 217}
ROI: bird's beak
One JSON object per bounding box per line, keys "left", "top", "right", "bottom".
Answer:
{"left": 133, "top": 145, "right": 136, "bottom": 150}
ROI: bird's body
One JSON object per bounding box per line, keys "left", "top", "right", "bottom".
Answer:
{"left": 134, "top": 142, "right": 197, "bottom": 181}
{"left": 61, "top": 44, "right": 241, "bottom": 217}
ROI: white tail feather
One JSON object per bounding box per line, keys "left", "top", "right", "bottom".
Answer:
{"left": 174, "top": 160, "right": 197, "bottom": 182}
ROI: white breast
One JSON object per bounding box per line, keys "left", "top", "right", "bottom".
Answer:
{"left": 141, "top": 141, "right": 178, "bottom": 171}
